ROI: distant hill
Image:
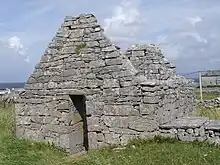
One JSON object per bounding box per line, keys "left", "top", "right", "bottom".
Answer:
{"left": 0, "top": 82, "right": 25, "bottom": 90}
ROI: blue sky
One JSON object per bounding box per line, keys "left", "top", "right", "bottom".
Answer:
{"left": 0, "top": 0, "right": 220, "bottom": 82}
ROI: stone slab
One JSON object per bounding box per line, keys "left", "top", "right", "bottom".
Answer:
{"left": 160, "top": 117, "right": 208, "bottom": 129}
{"left": 205, "top": 120, "right": 220, "bottom": 130}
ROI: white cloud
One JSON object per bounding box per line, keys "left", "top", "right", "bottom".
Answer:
{"left": 179, "top": 32, "right": 207, "bottom": 43}
{"left": 103, "top": 0, "right": 145, "bottom": 42}
{"left": 1, "top": 0, "right": 220, "bottom": 79}
{"left": 188, "top": 16, "right": 202, "bottom": 26}
{"left": 8, "top": 36, "right": 24, "bottom": 54}
{"left": 7, "top": 36, "right": 30, "bottom": 62}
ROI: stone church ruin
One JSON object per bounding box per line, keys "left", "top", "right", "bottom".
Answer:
{"left": 15, "top": 13, "right": 196, "bottom": 154}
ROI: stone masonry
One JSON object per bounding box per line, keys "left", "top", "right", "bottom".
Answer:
{"left": 160, "top": 117, "right": 220, "bottom": 145}
{"left": 15, "top": 13, "right": 195, "bottom": 154}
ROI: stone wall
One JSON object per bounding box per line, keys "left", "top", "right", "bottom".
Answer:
{"left": 125, "top": 44, "right": 176, "bottom": 80}
{"left": 0, "top": 89, "right": 23, "bottom": 104}
{"left": 201, "top": 76, "right": 220, "bottom": 86}
{"left": 160, "top": 117, "right": 220, "bottom": 145}
{"left": 201, "top": 87, "right": 220, "bottom": 95}
{"left": 197, "top": 98, "right": 220, "bottom": 108}
{"left": 15, "top": 13, "right": 195, "bottom": 154}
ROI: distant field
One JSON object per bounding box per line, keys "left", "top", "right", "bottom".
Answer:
{"left": 194, "top": 88, "right": 219, "bottom": 100}
{"left": 1, "top": 104, "right": 220, "bottom": 165}
{"left": 194, "top": 87, "right": 220, "bottom": 119}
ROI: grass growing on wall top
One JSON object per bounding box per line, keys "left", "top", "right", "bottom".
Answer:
{"left": 75, "top": 43, "right": 87, "bottom": 55}
{"left": 2, "top": 104, "right": 220, "bottom": 164}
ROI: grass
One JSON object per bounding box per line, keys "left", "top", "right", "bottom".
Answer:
{"left": 75, "top": 43, "right": 87, "bottom": 55}
{"left": 195, "top": 91, "right": 219, "bottom": 100}
{"left": 196, "top": 106, "right": 220, "bottom": 120}
{"left": 2, "top": 104, "right": 220, "bottom": 164}
{"left": 194, "top": 88, "right": 219, "bottom": 100}
{"left": 0, "top": 104, "right": 68, "bottom": 165}
{"left": 69, "top": 137, "right": 220, "bottom": 165}
{"left": 194, "top": 87, "right": 220, "bottom": 120}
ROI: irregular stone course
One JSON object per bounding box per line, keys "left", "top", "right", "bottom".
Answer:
{"left": 15, "top": 13, "right": 195, "bottom": 154}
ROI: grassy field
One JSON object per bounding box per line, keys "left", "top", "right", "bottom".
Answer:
{"left": 195, "top": 91, "right": 219, "bottom": 100}
{"left": 2, "top": 104, "right": 220, "bottom": 165}
{"left": 194, "top": 88, "right": 219, "bottom": 100}
{"left": 193, "top": 87, "right": 220, "bottom": 120}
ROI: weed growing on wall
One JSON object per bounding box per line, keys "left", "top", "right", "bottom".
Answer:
{"left": 75, "top": 43, "right": 87, "bottom": 55}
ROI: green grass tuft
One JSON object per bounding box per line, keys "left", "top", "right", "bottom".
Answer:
{"left": 0, "top": 104, "right": 15, "bottom": 137}
{"left": 75, "top": 43, "right": 87, "bottom": 55}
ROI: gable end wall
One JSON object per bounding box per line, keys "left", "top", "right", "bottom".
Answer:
{"left": 15, "top": 13, "right": 195, "bottom": 153}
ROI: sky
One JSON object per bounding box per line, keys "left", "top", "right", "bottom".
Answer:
{"left": 0, "top": 0, "right": 220, "bottom": 82}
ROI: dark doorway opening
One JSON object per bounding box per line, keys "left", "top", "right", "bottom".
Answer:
{"left": 69, "top": 95, "right": 88, "bottom": 153}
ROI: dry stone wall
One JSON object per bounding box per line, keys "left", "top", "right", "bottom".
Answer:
{"left": 197, "top": 98, "right": 220, "bottom": 108}
{"left": 160, "top": 117, "right": 220, "bottom": 145}
{"left": 15, "top": 13, "right": 195, "bottom": 154}
{"left": 202, "top": 87, "right": 220, "bottom": 95}
{"left": 125, "top": 44, "right": 176, "bottom": 80}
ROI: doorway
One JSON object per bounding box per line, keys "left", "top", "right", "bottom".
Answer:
{"left": 69, "top": 95, "right": 88, "bottom": 154}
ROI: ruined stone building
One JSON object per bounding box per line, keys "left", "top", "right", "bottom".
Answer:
{"left": 15, "top": 14, "right": 195, "bottom": 154}
{"left": 201, "top": 70, "right": 220, "bottom": 87}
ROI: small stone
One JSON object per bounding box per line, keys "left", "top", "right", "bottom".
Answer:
{"left": 186, "top": 128, "right": 194, "bottom": 134}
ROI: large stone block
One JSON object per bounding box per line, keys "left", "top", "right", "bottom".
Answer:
{"left": 104, "top": 133, "right": 120, "bottom": 144}
{"left": 103, "top": 116, "right": 129, "bottom": 128}
{"left": 128, "top": 116, "right": 158, "bottom": 132}
{"left": 86, "top": 101, "right": 104, "bottom": 115}
{"left": 57, "top": 102, "right": 69, "bottom": 110}
{"left": 59, "top": 134, "right": 70, "bottom": 149}
{"left": 140, "top": 104, "right": 157, "bottom": 115}
{"left": 103, "top": 105, "right": 139, "bottom": 116}
{"left": 160, "top": 117, "right": 208, "bottom": 129}
{"left": 88, "top": 132, "right": 98, "bottom": 149}
{"left": 103, "top": 79, "right": 119, "bottom": 88}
